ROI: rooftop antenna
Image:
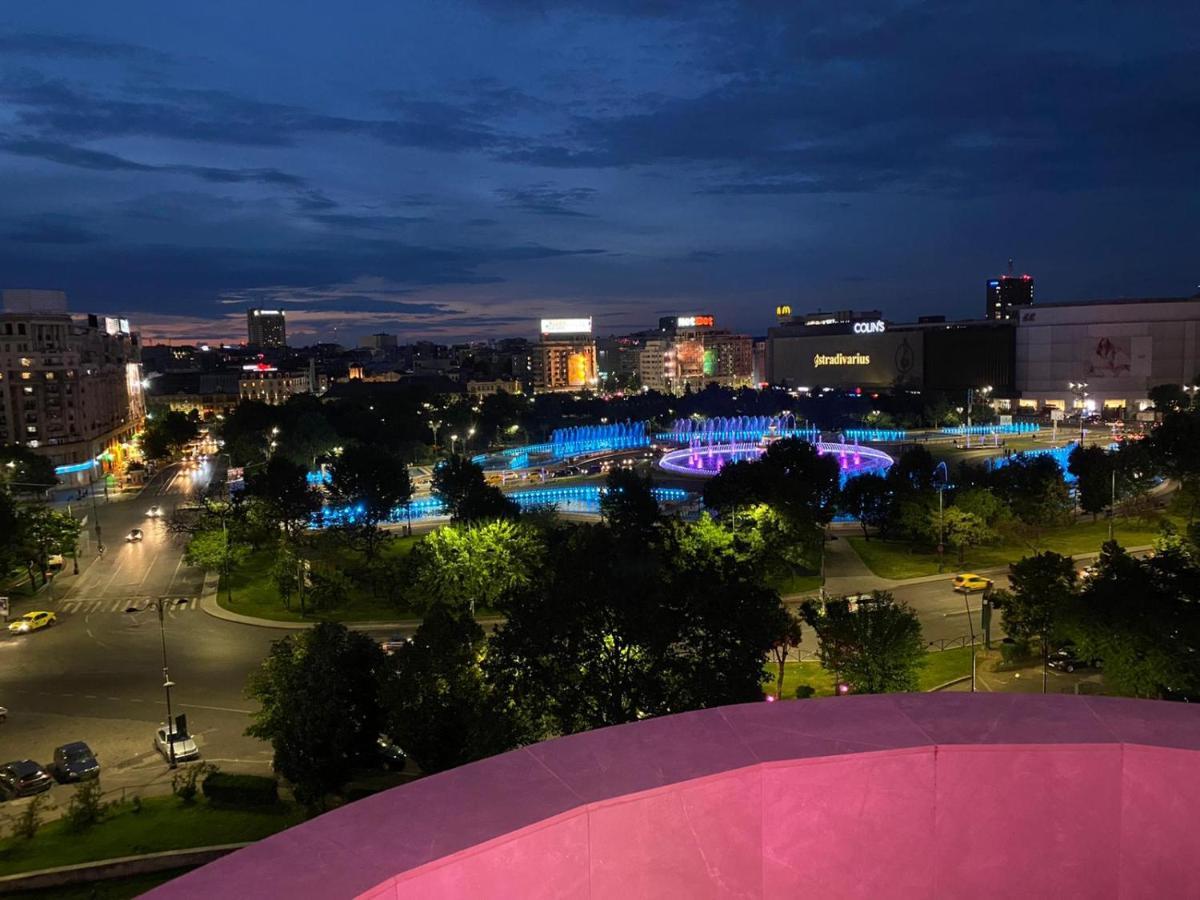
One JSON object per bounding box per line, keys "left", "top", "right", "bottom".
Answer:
{"left": 1008, "top": 258, "right": 1014, "bottom": 276}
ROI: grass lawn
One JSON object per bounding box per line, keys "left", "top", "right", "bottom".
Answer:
{"left": 220, "top": 533, "right": 419, "bottom": 623}
{"left": 0, "top": 795, "right": 305, "bottom": 877}
{"left": 849, "top": 517, "right": 1173, "bottom": 580}
{"left": 767, "top": 646, "right": 976, "bottom": 699}
{"left": 768, "top": 572, "right": 822, "bottom": 596}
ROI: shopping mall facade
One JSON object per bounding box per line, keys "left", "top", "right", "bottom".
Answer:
{"left": 767, "top": 295, "right": 1200, "bottom": 417}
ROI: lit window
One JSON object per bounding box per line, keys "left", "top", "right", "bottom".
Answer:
{"left": 19, "top": 357, "right": 32, "bottom": 366}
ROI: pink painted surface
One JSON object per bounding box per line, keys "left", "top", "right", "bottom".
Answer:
{"left": 147, "top": 695, "right": 1200, "bottom": 900}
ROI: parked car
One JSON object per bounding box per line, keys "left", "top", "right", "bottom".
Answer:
{"left": 1077, "top": 564, "right": 1098, "bottom": 583}
{"left": 146, "top": 505, "right": 162, "bottom": 518}
{"left": 953, "top": 573, "right": 993, "bottom": 593}
{"left": 1047, "top": 646, "right": 1101, "bottom": 673}
{"left": 46, "top": 554, "right": 65, "bottom": 569}
{"left": 0, "top": 760, "right": 53, "bottom": 799}
{"left": 53, "top": 741, "right": 100, "bottom": 782}
{"left": 125, "top": 528, "right": 144, "bottom": 543}
{"left": 8, "top": 611, "right": 57, "bottom": 634}
{"left": 379, "top": 635, "right": 411, "bottom": 656}
{"left": 376, "top": 735, "right": 407, "bottom": 771}
{"left": 154, "top": 725, "right": 199, "bottom": 762}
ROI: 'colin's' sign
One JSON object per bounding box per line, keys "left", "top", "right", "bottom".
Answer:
{"left": 852, "top": 320, "right": 886, "bottom": 334}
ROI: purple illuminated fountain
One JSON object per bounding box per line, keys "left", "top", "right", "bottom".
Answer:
{"left": 659, "top": 439, "right": 892, "bottom": 483}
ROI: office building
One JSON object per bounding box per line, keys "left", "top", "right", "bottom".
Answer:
{"left": 1011, "top": 295, "right": 1200, "bottom": 416}
{"left": 767, "top": 309, "right": 1014, "bottom": 393}
{"left": 533, "top": 318, "right": 597, "bottom": 392}
{"left": 238, "top": 360, "right": 327, "bottom": 405}
{"left": 360, "top": 332, "right": 397, "bottom": 351}
{"left": 246, "top": 308, "right": 287, "bottom": 348}
{"left": 986, "top": 274, "right": 1035, "bottom": 320}
{"left": 637, "top": 314, "right": 754, "bottom": 394}
{"left": 0, "top": 290, "right": 145, "bottom": 479}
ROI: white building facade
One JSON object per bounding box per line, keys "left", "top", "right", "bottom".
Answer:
{"left": 1013, "top": 297, "right": 1200, "bottom": 416}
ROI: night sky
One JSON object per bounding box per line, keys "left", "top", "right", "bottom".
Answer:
{"left": 1, "top": 2, "right": 1196, "bottom": 345}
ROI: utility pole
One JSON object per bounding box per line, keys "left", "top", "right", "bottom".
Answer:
{"left": 1108, "top": 466, "right": 1116, "bottom": 542}
{"left": 937, "top": 486, "right": 945, "bottom": 573}
{"left": 126, "top": 598, "right": 187, "bottom": 768}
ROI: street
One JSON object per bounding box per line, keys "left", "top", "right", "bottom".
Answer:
{"left": 0, "top": 464, "right": 285, "bottom": 812}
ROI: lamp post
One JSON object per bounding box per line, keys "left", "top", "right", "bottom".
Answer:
{"left": 428, "top": 420, "right": 442, "bottom": 450}
{"left": 1068, "top": 382, "right": 1089, "bottom": 444}
{"left": 449, "top": 433, "right": 459, "bottom": 455}
{"left": 125, "top": 598, "right": 188, "bottom": 768}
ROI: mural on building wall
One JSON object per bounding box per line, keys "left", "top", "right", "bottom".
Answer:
{"left": 1086, "top": 336, "right": 1133, "bottom": 377}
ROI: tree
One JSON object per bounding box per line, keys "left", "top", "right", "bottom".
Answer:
{"left": 938, "top": 507, "right": 993, "bottom": 565}
{"left": 271, "top": 544, "right": 302, "bottom": 611}
{"left": 18, "top": 506, "right": 81, "bottom": 585}
{"left": 330, "top": 443, "right": 413, "bottom": 556}
{"left": 430, "top": 455, "right": 519, "bottom": 523}
{"left": 277, "top": 410, "right": 339, "bottom": 471}
{"left": 381, "top": 605, "right": 523, "bottom": 773}
{"left": 1067, "top": 542, "right": 1200, "bottom": 700}
{"left": 599, "top": 467, "right": 660, "bottom": 539}
{"left": 769, "top": 610, "right": 804, "bottom": 700}
{"left": 1149, "top": 383, "right": 1189, "bottom": 413}
{"left": 247, "top": 456, "right": 320, "bottom": 538}
{"left": 184, "top": 529, "right": 249, "bottom": 603}
{"left": 406, "top": 520, "right": 543, "bottom": 615}
{"left": 1068, "top": 444, "right": 1113, "bottom": 519}
{"left": 702, "top": 459, "right": 767, "bottom": 531}
{"left": 1000, "top": 551, "right": 1077, "bottom": 689}
{"left": 246, "top": 623, "right": 386, "bottom": 808}
{"left": 839, "top": 472, "right": 890, "bottom": 539}
{"left": 988, "top": 454, "right": 1071, "bottom": 542}
{"left": 487, "top": 520, "right": 789, "bottom": 736}
{"left": 141, "top": 410, "right": 198, "bottom": 460}
{"left": 0, "top": 445, "right": 58, "bottom": 492}
{"left": 800, "top": 593, "right": 925, "bottom": 694}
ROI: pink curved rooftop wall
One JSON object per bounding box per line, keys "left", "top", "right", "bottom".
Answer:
{"left": 149, "top": 694, "right": 1200, "bottom": 899}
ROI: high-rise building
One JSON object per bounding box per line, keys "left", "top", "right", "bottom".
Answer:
{"left": 533, "top": 318, "right": 597, "bottom": 392}
{"left": 360, "top": 332, "right": 397, "bottom": 351}
{"left": 986, "top": 274, "right": 1034, "bottom": 320}
{"left": 633, "top": 314, "right": 753, "bottom": 394}
{"left": 0, "top": 290, "right": 145, "bottom": 479}
{"left": 247, "top": 308, "right": 287, "bottom": 348}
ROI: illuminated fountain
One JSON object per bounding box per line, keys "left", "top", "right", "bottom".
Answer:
{"left": 658, "top": 439, "right": 893, "bottom": 484}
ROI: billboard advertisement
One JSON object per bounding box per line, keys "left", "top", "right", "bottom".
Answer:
{"left": 1083, "top": 335, "right": 1153, "bottom": 378}
{"left": 541, "top": 317, "right": 592, "bottom": 335}
{"left": 770, "top": 331, "right": 923, "bottom": 388}
{"left": 567, "top": 352, "right": 589, "bottom": 386}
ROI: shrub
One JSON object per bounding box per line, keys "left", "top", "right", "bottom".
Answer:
{"left": 172, "top": 762, "right": 218, "bottom": 804}
{"left": 64, "top": 779, "right": 109, "bottom": 832}
{"left": 794, "top": 684, "right": 816, "bottom": 699}
{"left": 11, "top": 794, "right": 46, "bottom": 841}
{"left": 202, "top": 772, "right": 279, "bottom": 808}
{"left": 131, "top": 794, "right": 143, "bottom": 814}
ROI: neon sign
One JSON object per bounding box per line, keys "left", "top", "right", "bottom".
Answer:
{"left": 813, "top": 353, "right": 871, "bottom": 368}
{"left": 677, "top": 315, "right": 714, "bottom": 328}
{"left": 852, "top": 320, "right": 886, "bottom": 334}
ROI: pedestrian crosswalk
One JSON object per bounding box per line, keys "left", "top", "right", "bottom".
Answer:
{"left": 55, "top": 598, "right": 200, "bottom": 614}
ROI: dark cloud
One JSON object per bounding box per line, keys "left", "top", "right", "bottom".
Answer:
{"left": 6, "top": 215, "right": 101, "bottom": 245}
{"left": 495, "top": 183, "right": 597, "bottom": 216}
{"left": 0, "top": 137, "right": 308, "bottom": 187}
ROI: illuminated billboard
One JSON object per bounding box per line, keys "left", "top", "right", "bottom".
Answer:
{"left": 770, "top": 331, "right": 923, "bottom": 388}
{"left": 677, "top": 315, "right": 714, "bottom": 328}
{"left": 541, "top": 317, "right": 592, "bottom": 335}
{"left": 567, "top": 352, "right": 589, "bottom": 386}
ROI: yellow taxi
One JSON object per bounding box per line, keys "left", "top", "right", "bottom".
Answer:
{"left": 8, "top": 611, "right": 57, "bottom": 634}
{"left": 953, "top": 573, "right": 993, "bottom": 594}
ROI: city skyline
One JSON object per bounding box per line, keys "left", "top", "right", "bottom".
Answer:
{"left": 0, "top": 2, "right": 1196, "bottom": 345}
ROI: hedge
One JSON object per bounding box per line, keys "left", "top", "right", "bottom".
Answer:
{"left": 202, "top": 772, "right": 279, "bottom": 808}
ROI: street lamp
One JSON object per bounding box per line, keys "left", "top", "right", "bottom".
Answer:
{"left": 124, "top": 597, "right": 188, "bottom": 768}
{"left": 428, "top": 420, "right": 442, "bottom": 449}
{"left": 1068, "top": 382, "right": 1089, "bottom": 444}
{"left": 449, "top": 433, "right": 459, "bottom": 455}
